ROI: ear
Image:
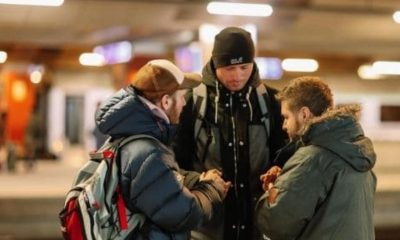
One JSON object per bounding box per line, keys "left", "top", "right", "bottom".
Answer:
{"left": 159, "top": 94, "right": 170, "bottom": 111}
{"left": 299, "top": 106, "right": 313, "bottom": 121}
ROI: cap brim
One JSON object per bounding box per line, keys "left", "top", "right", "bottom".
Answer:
{"left": 178, "top": 73, "right": 202, "bottom": 89}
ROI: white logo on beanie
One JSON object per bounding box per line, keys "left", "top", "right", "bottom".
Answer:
{"left": 230, "top": 57, "right": 243, "bottom": 65}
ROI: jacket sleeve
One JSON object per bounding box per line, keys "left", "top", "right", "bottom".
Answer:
{"left": 255, "top": 148, "right": 325, "bottom": 239}
{"left": 120, "top": 144, "right": 222, "bottom": 233}
{"left": 179, "top": 168, "right": 201, "bottom": 189}
{"left": 172, "top": 90, "right": 197, "bottom": 171}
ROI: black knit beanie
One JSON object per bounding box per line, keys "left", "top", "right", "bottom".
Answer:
{"left": 212, "top": 27, "right": 255, "bottom": 68}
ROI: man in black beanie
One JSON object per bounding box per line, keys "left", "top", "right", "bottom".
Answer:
{"left": 212, "top": 27, "right": 255, "bottom": 70}
{"left": 173, "top": 26, "right": 288, "bottom": 240}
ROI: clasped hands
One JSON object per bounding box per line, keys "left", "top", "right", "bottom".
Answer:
{"left": 200, "top": 169, "right": 231, "bottom": 199}
{"left": 197, "top": 166, "right": 282, "bottom": 203}
{"left": 260, "top": 166, "right": 282, "bottom": 204}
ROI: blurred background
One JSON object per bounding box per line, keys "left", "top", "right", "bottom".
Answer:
{"left": 0, "top": 0, "right": 399, "bottom": 239}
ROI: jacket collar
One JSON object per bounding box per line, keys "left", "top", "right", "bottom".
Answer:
{"left": 201, "top": 60, "right": 262, "bottom": 94}
{"left": 299, "top": 104, "right": 361, "bottom": 140}
{"left": 137, "top": 95, "right": 170, "bottom": 124}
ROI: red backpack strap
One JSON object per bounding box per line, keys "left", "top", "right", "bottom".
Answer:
{"left": 116, "top": 185, "right": 128, "bottom": 230}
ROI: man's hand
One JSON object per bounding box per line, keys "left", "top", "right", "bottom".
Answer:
{"left": 200, "top": 169, "right": 231, "bottom": 199}
{"left": 260, "top": 166, "right": 282, "bottom": 192}
{"left": 267, "top": 187, "right": 279, "bottom": 204}
{"left": 199, "top": 169, "right": 222, "bottom": 182}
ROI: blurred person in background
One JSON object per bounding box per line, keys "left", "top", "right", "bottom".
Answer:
{"left": 173, "top": 27, "right": 288, "bottom": 240}
{"left": 0, "top": 111, "right": 7, "bottom": 171}
{"left": 255, "top": 76, "right": 376, "bottom": 240}
{"left": 25, "top": 102, "right": 42, "bottom": 171}
{"left": 0, "top": 111, "right": 17, "bottom": 172}
{"left": 95, "top": 59, "right": 231, "bottom": 239}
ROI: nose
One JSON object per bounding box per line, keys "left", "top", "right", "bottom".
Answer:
{"left": 232, "top": 68, "right": 241, "bottom": 80}
{"left": 282, "top": 121, "right": 287, "bottom": 131}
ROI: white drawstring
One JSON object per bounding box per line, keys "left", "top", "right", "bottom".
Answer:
{"left": 246, "top": 86, "right": 253, "bottom": 121}
{"left": 214, "top": 81, "right": 220, "bottom": 124}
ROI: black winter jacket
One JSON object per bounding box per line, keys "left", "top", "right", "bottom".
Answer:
{"left": 96, "top": 86, "right": 224, "bottom": 240}
{"left": 173, "top": 61, "right": 288, "bottom": 240}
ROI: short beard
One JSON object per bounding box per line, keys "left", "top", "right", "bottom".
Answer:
{"left": 166, "top": 99, "right": 179, "bottom": 124}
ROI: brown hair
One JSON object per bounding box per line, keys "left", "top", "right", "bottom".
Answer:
{"left": 278, "top": 76, "right": 333, "bottom": 116}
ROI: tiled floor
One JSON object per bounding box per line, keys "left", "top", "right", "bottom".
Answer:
{"left": 0, "top": 145, "right": 85, "bottom": 198}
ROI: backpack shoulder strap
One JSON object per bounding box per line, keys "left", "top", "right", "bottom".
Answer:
{"left": 119, "top": 134, "right": 158, "bottom": 147}
{"left": 90, "top": 134, "right": 156, "bottom": 160}
{"left": 94, "top": 134, "right": 160, "bottom": 174}
{"left": 256, "top": 83, "right": 270, "bottom": 139}
{"left": 192, "top": 82, "right": 271, "bottom": 141}
{"left": 193, "top": 83, "right": 207, "bottom": 139}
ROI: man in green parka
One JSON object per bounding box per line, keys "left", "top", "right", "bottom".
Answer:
{"left": 255, "top": 76, "right": 377, "bottom": 240}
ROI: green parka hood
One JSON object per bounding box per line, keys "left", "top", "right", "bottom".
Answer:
{"left": 300, "top": 104, "right": 376, "bottom": 172}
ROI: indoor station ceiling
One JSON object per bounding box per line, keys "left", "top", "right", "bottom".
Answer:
{"left": 0, "top": 0, "right": 399, "bottom": 65}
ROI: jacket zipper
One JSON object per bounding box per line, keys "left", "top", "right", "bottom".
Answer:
{"left": 229, "top": 94, "right": 241, "bottom": 240}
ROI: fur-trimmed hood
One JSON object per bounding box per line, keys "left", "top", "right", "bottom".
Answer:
{"left": 301, "top": 104, "right": 361, "bottom": 135}
{"left": 300, "top": 104, "right": 376, "bottom": 172}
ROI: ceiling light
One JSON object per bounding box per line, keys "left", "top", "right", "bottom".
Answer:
{"left": 0, "top": 0, "right": 64, "bottom": 7}
{"left": 28, "top": 64, "right": 45, "bottom": 84}
{"left": 79, "top": 53, "right": 106, "bottom": 67}
{"left": 393, "top": 11, "right": 400, "bottom": 24}
{"left": 0, "top": 51, "right": 7, "bottom": 63}
{"left": 372, "top": 61, "right": 400, "bottom": 75}
{"left": 30, "top": 70, "right": 43, "bottom": 84}
{"left": 207, "top": 1, "right": 273, "bottom": 17}
{"left": 199, "top": 23, "right": 258, "bottom": 45}
{"left": 358, "top": 64, "right": 382, "bottom": 80}
{"left": 281, "top": 58, "right": 319, "bottom": 72}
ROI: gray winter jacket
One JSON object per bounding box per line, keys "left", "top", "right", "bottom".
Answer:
{"left": 96, "top": 86, "right": 224, "bottom": 239}
{"left": 255, "top": 105, "right": 377, "bottom": 240}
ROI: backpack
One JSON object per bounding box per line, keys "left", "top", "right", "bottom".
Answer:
{"left": 193, "top": 83, "right": 271, "bottom": 141}
{"left": 59, "top": 135, "right": 147, "bottom": 240}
